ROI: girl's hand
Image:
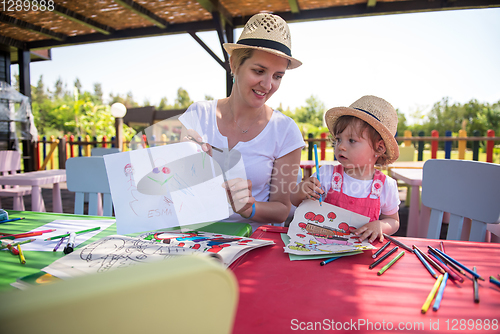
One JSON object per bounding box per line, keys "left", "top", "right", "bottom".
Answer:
{"left": 300, "top": 177, "right": 324, "bottom": 201}
{"left": 353, "top": 221, "right": 384, "bottom": 243}
{"left": 222, "top": 177, "right": 255, "bottom": 216}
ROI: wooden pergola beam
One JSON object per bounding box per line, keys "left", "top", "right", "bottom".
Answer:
{"left": 0, "top": 35, "right": 26, "bottom": 50}
{"left": 113, "top": 0, "right": 169, "bottom": 29}
{"left": 52, "top": 4, "right": 115, "bottom": 35}
{"left": 288, "top": 0, "right": 300, "bottom": 13}
{"left": 196, "top": 0, "right": 233, "bottom": 27}
{"left": 0, "top": 13, "right": 66, "bottom": 42}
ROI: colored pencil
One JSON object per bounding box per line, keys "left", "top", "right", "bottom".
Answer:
{"left": 440, "top": 241, "right": 445, "bottom": 253}
{"left": 414, "top": 245, "right": 445, "bottom": 274}
{"left": 53, "top": 235, "right": 66, "bottom": 252}
{"left": 489, "top": 276, "right": 500, "bottom": 289}
{"left": 0, "top": 217, "right": 25, "bottom": 224}
{"left": 427, "top": 246, "right": 466, "bottom": 275}
{"left": 7, "top": 243, "right": 19, "bottom": 255}
{"left": 320, "top": 256, "right": 341, "bottom": 266}
{"left": 44, "top": 226, "right": 101, "bottom": 241}
{"left": 186, "top": 135, "right": 223, "bottom": 152}
{"left": 377, "top": 250, "right": 405, "bottom": 276}
{"left": 313, "top": 144, "right": 322, "bottom": 206}
{"left": 427, "top": 252, "right": 464, "bottom": 283}
{"left": 413, "top": 246, "right": 437, "bottom": 278}
{"left": 369, "top": 246, "right": 398, "bottom": 269}
{"left": 382, "top": 233, "right": 413, "bottom": 253}
{"left": 432, "top": 247, "right": 484, "bottom": 281}
{"left": 421, "top": 274, "right": 444, "bottom": 314}
{"left": 432, "top": 272, "right": 449, "bottom": 311}
{"left": 17, "top": 244, "right": 26, "bottom": 264}
{"left": 473, "top": 267, "right": 479, "bottom": 303}
{"left": 372, "top": 240, "right": 391, "bottom": 259}
{"left": 1, "top": 229, "right": 57, "bottom": 240}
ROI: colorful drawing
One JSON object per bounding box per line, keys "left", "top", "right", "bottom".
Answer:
{"left": 285, "top": 200, "right": 375, "bottom": 256}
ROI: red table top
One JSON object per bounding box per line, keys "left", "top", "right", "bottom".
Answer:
{"left": 230, "top": 226, "right": 500, "bottom": 334}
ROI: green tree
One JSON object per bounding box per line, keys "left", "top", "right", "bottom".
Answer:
{"left": 174, "top": 87, "right": 192, "bottom": 109}
{"left": 158, "top": 97, "right": 169, "bottom": 110}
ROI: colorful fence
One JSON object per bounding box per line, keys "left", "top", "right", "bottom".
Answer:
{"left": 34, "top": 130, "right": 500, "bottom": 170}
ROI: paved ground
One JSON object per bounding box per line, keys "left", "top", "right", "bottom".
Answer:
{"left": 1, "top": 183, "right": 411, "bottom": 237}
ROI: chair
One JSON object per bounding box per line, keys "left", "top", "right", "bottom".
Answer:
{"left": 91, "top": 147, "right": 120, "bottom": 156}
{"left": 422, "top": 159, "right": 500, "bottom": 242}
{"left": 66, "top": 156, "right": 113, "bottom": 216}
{"left": 0, "top": 150, "right": 31, "bottom": 210}
{"left": 0, "top": 256, "right": 238, "bottom": 334}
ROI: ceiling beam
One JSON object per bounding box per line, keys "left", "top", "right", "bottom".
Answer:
{"left": 188, "top": 31, "right": 226, "bottom": 70}
{"left": 196, "top": 0, "right": 233, "bottom": 27}
{"left": 23, "top": 0, "right": 500, "bottom": 50}
{"left": 0, "top": 13, "right": 66, "bottom": 42}
{"left": 113, "top": 0, "right": 169, "bottom": 29}
{"left": 0, "top": 35, "right": 26, "bottom": 50}
{"left": 288, "top": 0, "right": 300, "bottom": 13}
{"left": 52, "top": 3, "right": 115, "bottom": 35}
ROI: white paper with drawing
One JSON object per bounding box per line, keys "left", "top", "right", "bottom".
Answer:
{"left": 104, "top": 142, "right": 230, "bottom": 234}
{"left": 285, "top": 200, "right": 376, "bottom": 255}
{"left": 42, "top": 235, "right": 220, "bottom": 279}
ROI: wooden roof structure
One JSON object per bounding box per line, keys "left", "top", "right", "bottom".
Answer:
{"left": 2, "top": 0, "right": 500, "bottom": 95}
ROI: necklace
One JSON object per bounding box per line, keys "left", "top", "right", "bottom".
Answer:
{"left": 229, "top": 100, "right": 265, "bottom": 134}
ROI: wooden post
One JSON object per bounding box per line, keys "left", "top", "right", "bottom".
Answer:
{"left": 320, "top": 132, "right": 327, "bottom": 161}
{"left": 472, "top": 130, "right": 480, "bottom": 161}
{"left": 69, "top": 135, "right": 75, "bottom": 158}
{"left": 458, "top": 129, "right": 467, "bottom": 160}
{"left": 161, "top": 134, "right": 168, "bottom": 145}
{"left": 307, "top": 133, "right": 313, "bottom": 161}
{"left": 431, "top": 130, "right": 439, "bottom": 159}
{"left": 444, "top": 131, "right": 452, "bottom": 159}
{"left": 42, "top": 136, "right": 47, "bottom": 169}
{"left": 486, "top": 130, "right": 495, "bottom": 163}
{"left": 50, "top": 135, "right": 55, "bottom": 169}
{"left": 417, "top": 131, "right": 424, "bottom": 161}
{"left": 103, "top": 135, "right": 108, "bottom": 148}
{"left": 58, "top": 137, "right": 66, "bottom": 169}
{"left": 35, "top": 135, "right": 40, "bottom": 171}
{"left": 78, "top": 136, "right": 83, "bottom": 157}
{"left": 85, "top": 135, "right": 91, "bottom": 156}
{"left": 404, "top": 130, "right": 412, "bottom": 147}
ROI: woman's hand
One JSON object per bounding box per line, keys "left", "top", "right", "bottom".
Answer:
{"left": 181, "top": 129, "right": 213, "bottom": 157}
{"left": 222, "top": 177, "right": 255, "bottom": 216}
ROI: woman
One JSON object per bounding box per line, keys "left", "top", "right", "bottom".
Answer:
{"left": 180, "top": 13, "right": 304, "bottom": 231}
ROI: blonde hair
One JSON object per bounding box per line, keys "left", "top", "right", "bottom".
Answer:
{"left": 230, "top": 48, "right": 291, "bottom": 76}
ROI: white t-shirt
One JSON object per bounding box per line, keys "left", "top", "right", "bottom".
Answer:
{"left": 179, "top": 100, "right": 305, "bottom": 230}
{"left": 314, "top": 165, "right": 400, "bottom": 216}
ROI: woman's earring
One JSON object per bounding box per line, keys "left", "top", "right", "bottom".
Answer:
{"left": 375, "top": 154, "right": 379, "bottom": 158}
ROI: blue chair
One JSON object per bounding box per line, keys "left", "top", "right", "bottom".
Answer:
{"left": 422, "top": 159, "right": 500, "bottom": 241}
{"left": 66, "top": 157, "right": 113, "bottom": 216}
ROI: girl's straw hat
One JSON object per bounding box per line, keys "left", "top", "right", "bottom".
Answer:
{"left": 223, "top": 13, "right": 302, "bottom": 69}
{"left": 325, "top": 95, "right": 400, "bottom": 165}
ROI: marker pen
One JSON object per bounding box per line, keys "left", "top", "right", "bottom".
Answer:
{"left": 63, "top": 232, "right": 76, "bottom": 254}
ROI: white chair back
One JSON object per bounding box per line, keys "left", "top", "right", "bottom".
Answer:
{"left": 91, "top": 147, "right": 120, "bottom": 156}
{"left": 66, "top": 157, "right": 113, "bottom": 216}
{"left": 422, "top": 159, "right": 500, "bottom": 241}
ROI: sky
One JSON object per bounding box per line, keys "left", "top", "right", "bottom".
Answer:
{"left": 13, "top": 7, "right": 500, "bottom": 123}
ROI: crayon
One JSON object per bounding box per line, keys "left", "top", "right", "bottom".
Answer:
{"left": 17, "top": 244, "right": 26, "bottom": 264}
{"left": 372, "top": 240, "right": 391, "bottom": 259}
{"left": 427, "top": 246, "right": 466, "bottom": 275}
{"left": 413, "top": 246, "right": 437, "bottom": 279}
{"left": 320, "top": 256, "right": 341, "bottom": 266}
{"left": 421, "top": 274, "right": 444, "bottom": 314}
{"left": 432, "top": 273, "right": 448, "bottom": 311}
{"left": 473, "top": 267, "right": 479, "bottom": 303}
{"left": 432, "top": 247, "right": 484, "bottom": 281}
{"left": 1, "top": 229, "right": 56, "bottom": 240}
{"left": 377, "top": 250, "right": 405, "bottom": 276}
{"left": 427, "top": 252, "right": 464, "bottom": 283}
{"left": 313, "top": 144, "right": 322, "bottom": 206}
{"left": 53, "top": 235, "right": 66, "bottom": 252}
{"left": 0, "top": 217, "right": 25, "bottom": 224}
{"left": 45, "top": 226, "right": 101, "bottom": 241}
{"left": 489, "top": 276, "right": 500, "bottom": 289}
{"left": 382, "top": 234, "right": 413, "bottom": 253}
{"left": 369, "top": 246, "right": 398, "bottom": 269}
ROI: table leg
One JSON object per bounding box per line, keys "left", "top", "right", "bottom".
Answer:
{"left": 52, "top": 182, "right": 63, "bottom": 213}
{"left": 406, "top": 185, "right": 420, "bottom": 237}
{"left": 31, "top": 185, "right": 46, "bottom": 212}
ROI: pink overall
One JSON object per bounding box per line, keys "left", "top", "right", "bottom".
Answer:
{"left": 324, "top": 165, "right": 386, "bottom": 222}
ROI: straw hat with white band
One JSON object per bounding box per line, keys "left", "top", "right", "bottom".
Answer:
{"left": 325, "top": 95, "right": 400, "bottom": 165}
{"left": 223, "top": 13, "right": 302, "bottom": 69}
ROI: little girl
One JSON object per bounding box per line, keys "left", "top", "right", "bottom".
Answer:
{"left": 291, "top": 95, "right": 400, "bottom": 243}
